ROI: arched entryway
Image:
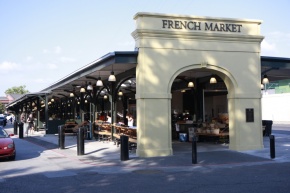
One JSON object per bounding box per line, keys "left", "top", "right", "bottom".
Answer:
{"left": 170, "top": 66, "right": 234, "bottom": 144}
{"left": 132, "top": 12, "right": 264, "bottom": 157}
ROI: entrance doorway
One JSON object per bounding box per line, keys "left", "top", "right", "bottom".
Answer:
{"left": 171, "top": 69, "right": 229, "bottom": 144}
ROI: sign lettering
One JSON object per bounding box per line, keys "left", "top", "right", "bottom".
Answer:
{"left": 162, "top": 19, "right": 242, "bottom": 33}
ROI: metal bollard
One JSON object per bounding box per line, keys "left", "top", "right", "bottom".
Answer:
{"left": 86, "top": 126, "right": 91, "bottom": 140}
{"left": 58, "top": 125, "right": 65, "bottom": 149}
{"left": 77, "top": 127, "right": 85, "bottom": 155}
{"left": 18, "top": 123, "right": 24, "bottom": 139}
{"left": 270, "top": 135, "right": 275, "bottom": 159}
{"left": 120, "top": 135, "right": 129, "bottom": 161}
{"left": 14, "top": 121, "right": 18, "bottom": 135}
{"left": 192, "top": 136, "right": 197, "bottom": 164}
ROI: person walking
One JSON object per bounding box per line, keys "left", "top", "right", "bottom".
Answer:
{"left": 27, "top": 113, "right": 35, "bottom": 135}
{"left": 126, "top": 114, "right": 134, "bottom": 127}
{"left": 18, "top": 113, "right": 25, "bottom": 138}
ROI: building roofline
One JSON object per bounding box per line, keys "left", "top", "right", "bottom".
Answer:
{"left": 40, "top": 51, "right": 138, "bottom": 92}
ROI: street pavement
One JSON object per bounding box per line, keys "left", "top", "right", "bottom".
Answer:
{"left": 3, "top": 123, "right": 290, "bottom": 173}
{"left": 1, "top": 123, "right": 290, "bottom": 193}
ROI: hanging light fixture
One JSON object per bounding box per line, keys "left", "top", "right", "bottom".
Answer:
{"left": 87, "top": 82, "right": 93, "bottom": 91}
{"left": 69, "top": 93, "right": 74, "bottom": 97}
{"left": 51, "top": 99, "right": 54, "bottom": 102}
{"left": 210, "top": 75, "right": 217, "bottom": 84}
{"left": 80, "top": 87, "right": 86, "bottom": 93}
{"left": 108, "top": 64, "right": 116, "bottom": 82}
{"left": 261, "top": 84, "right": 264, "bottom": 90}
{"left": 262, "top": 74, "right": 269, "bottom": 84}
{"left": 188, "top": 71, "right": 194, "bottom": 88}
{"left": 96, "top": 71, "right": 103, "bottom": 86}
{"left": 188, "top": 81, "right": 194, "bottom": 88}
{"left": 108, "top": 71, "right": 116, "bottom": 82}
{"left": 96, "top": 77, "right": 103, "bottom": 86}
{"left": 118, "top": 90, "right": 123, "bottom": 96}
{"left": 104, "top": 94, "right": 108, "bottom": 99}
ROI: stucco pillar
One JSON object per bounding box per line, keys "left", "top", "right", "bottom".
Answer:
{"left": 136, "top": 93, "right": 173, "bottom": 157}
{"left": 228, "top": 96, "right": 264, "bottom": 151}
{"left": 134, "top": 42, "right": 174, "bottom": 157}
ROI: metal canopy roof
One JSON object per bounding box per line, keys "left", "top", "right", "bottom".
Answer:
{"left": 42, "top": 51, "right": 138, "bottom": 98}
{"left": 261, "top": 56, "right": 290, "bottom": 82}
{"left": 6, "top": 51, "right": 138, "bottom": 109}
{"left": 6, "top": 53, "right": 290, "bottom": 110}
{"left": 6, "top": 91, "right": 50, "bottom": 110}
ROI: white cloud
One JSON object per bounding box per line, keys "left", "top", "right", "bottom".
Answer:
{"left": 43, "top": 46, "right": 62, "bottom": 54}
{"left": 117, "top": 41, "right": 135, "bottom": 47}
{"left": 54, "top": 46, "right": 62, "bottom": 54}
{"left": 26, "top": 56, "right": 33, "bottom": 61}
{"left": 0, "top": 61, "right": 20, "bottom": 73}
{"left": 261, "top": 31, "right": 290, "bottom": 57}
{"left": 261, "top": 39, "right": 276, "bottom": 51}
{"left": 43, "top": 49, "right": 49, "bottom": 54}
{"left": 268, "top": 31, "right": 290, "bottom": 39}
{"left": 33, "top": 78, "right": 46, "bottom": 83}
{"left": 60, "top": 57, "right": 76, "bottom": 63}
{"left": 47, "top": 63, "right": 58, "bottom": 70}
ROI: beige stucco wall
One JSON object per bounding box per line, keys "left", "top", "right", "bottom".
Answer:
{"left": 132, "top": 12, "right": 264, "bottom": 157}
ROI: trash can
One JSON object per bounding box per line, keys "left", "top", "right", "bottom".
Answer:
{"left": 179, "top": 133, "right": 188, "bottom": 142}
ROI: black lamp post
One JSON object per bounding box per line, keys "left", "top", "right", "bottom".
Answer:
{"left": 108, "top": 66, "right": 117, "bottom": 140}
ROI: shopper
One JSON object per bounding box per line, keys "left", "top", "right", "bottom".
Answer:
{"left": 127, "top": 114, "right": 134, "bottom": 127}
{"left": 27, "top": 113, "right": 34, "bottom": 135}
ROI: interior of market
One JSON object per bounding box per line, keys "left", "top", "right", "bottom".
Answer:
{"left": 7, "top": 62, "right": 231, "bottom": 144}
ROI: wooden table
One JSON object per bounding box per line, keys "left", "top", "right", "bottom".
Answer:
{"left": 94, "top": 123, "right": 137, "bottom": 144}
{"left": 195, "top": 132, "right": 229, "bottom": 143}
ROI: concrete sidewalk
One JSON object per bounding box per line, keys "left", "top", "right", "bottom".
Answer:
{"left": 5, "top": 123, "right": 290, "bottom": 173}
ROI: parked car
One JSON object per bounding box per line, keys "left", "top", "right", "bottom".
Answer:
{"left": 0, "top": 126, "right": 16, "bottom": 160}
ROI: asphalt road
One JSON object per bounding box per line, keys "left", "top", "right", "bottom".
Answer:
{"left": 1, "top": 124, "right": 290, "bottom": 193}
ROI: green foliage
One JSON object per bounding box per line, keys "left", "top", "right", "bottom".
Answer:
{"left": 0, "top": 102, "right": 5, "bottom": 114}
{"left": 5, "top": 85, "right": 30, "bottom": 94}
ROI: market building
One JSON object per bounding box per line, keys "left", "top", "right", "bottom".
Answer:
{"left": 6, "top": 12, "right": 290, "bottom": 157}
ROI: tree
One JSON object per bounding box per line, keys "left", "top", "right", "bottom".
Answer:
{"left": 5, "top": 85, "right": 30, "bottom": 94}
{"left": 0, "top": 102, "right": 5, "bottom": 114}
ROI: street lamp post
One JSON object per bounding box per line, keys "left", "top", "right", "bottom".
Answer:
{"left": 110, "top": 82, "right": 116, "bottom": 140}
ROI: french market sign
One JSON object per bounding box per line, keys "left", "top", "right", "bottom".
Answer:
{"left": 162, "top": 19, "right": 242, "bottom": 32}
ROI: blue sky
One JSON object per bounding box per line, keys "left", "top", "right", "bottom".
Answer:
{"left": 1, "top": 0, "right": 290, "bottom": 96}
